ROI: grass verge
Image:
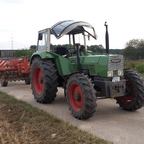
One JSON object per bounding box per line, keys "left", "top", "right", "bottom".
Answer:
{"left": 0, "top": 91, "right": 113, "bottom": 144}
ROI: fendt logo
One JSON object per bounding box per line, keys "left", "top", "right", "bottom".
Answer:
{"left": 111, "top": 58, "right": 121, "bottom": 63}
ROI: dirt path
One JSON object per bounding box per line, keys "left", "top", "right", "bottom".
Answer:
{"left": 0, "top": 81, "right": 144, "bottom": 144}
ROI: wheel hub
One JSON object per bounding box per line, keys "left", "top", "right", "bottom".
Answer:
{"left": 74, "top": 92, "right": 81, "bottom": 101}
{"left": 39, "top": 77, "right": 43, "bottom": 83}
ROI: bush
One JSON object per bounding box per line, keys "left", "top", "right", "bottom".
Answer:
{"left": 124, "top": 60, "right": 136, "bottom": 70}
{"left": 13, "top": 49, "right": 35, "bottom": 61}
{"left": 124, "top": 59, "right": 144, "bottom": 73}
{"left": 136, "top": 63, "right": 144, "bottom": 73}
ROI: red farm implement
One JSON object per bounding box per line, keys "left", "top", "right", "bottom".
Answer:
{"left": 0, "top": 56, "right": 31, "bottom": 87}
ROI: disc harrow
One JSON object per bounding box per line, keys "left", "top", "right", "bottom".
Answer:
{"left": 0, "top": 56, "right": 31, "bottom": 87}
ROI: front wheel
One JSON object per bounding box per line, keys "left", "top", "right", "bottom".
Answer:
{"left": 66, "top": 73, "right": 97, "bottom": 120}
{"left": 116, "top": 70, "right": 144, "bottom": 111}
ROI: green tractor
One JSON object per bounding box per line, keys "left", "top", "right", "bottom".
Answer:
{"left": 30, "top": 20, "right": 144, "bottom": 120}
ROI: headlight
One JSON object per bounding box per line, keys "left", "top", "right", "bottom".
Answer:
{"left": 118, "top": 70, "right": 123, "bottom": 76}
{"left": 107, "top": 71, "right": 113, "bottom": 77}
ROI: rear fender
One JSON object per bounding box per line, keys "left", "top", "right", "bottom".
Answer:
{"left": 30, "top": 51, "right": 70, "bottom": 76}
{"left": 30, "top": 51, "right": 55, "bottom": 65}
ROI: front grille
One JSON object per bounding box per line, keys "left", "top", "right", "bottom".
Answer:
{"left": 108, "top": 55, "right": 124, "bottom": 71}
{"left": 113, "top": 70, "right": 118, "bottom": 76}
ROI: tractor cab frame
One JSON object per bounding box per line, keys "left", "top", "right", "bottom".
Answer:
{"left": 37, "top": 20, "right": 97, "bottom": 52}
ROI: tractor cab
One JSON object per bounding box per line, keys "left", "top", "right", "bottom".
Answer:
{"left": 37, "top": 20, "right": 97, "bottom": 56}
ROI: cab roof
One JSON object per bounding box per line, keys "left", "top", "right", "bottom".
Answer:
{"left": 50, "top": 20, "right": 97, "bottom": 39}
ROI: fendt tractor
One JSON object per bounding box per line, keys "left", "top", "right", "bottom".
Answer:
{"left": 30, "top": 20, "right": 144, "bottom": 120}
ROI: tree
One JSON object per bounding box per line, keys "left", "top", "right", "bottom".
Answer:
{"left": 88, "top": 45, "right": 104, "bottom": 54}
{"left": 122, "top": 39, "right": 144, "bottom": 59}
{"left": 109, "top": 49, "right": 121, "bottom": 54}
{"left": 121, "top": 47, "right": 136, "bottom": 59}
{"left": 30, "top": 45, "right": 37, "bottom": 50}
{"left": 125, "top": 39, "right": 144, "bottom": 49}
{"left": 14, "top": 49, "right": 35, "bottom": 61}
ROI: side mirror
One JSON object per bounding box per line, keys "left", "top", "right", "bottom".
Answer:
{"left": 38, "top": 33, "right": 43, "bottom": 40}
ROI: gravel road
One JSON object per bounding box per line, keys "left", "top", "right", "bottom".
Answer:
{"left": 0, "top": 81, "right": 144, "bottom": 144}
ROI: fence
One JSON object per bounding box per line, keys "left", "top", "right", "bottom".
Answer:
{"left": 0, "top": 50, "right": 17, "bottom": 58}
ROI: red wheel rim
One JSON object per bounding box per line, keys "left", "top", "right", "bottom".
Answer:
{"left": 118, "top": 79, "right": 134, "bottom": 104}
{"left": 69, "top": 83, "right": 83, "bottom": 111}
{"left": 33, "top": 67, "right": 44, "bottom": 94}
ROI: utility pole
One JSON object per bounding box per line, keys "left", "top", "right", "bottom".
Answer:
{"left": 10, "top": 34, "right": 14, "bottom": 49}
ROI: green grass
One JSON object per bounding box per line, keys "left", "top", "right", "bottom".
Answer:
{"left": 0, "top": 91, "right": 113, "bottom": 144}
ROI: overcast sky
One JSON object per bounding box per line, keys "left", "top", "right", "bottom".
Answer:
{"left": 0, "top": 0, "right": 144, "bottom": 49}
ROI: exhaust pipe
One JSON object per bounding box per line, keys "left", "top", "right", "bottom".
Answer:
{"left": 104, "top": 22, "right": 109, "bottom": 54}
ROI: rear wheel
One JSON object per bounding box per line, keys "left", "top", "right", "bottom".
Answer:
{"left": 116, "top": 70, "right": 144, "bottom": 111}
{"left": 1, "top": 79, "right": 8, "bottom": 87}
{"left": 30, "top": 58, "right": 58, "bottom": 103}
{"left": 1, "top": 75, "right": 8, "bottom": 87}
{"left": 66, "top": 73, "right": 97, "bottom": 120}
{"left": 25, "top": 78, "right": 30, "bottom": 85}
